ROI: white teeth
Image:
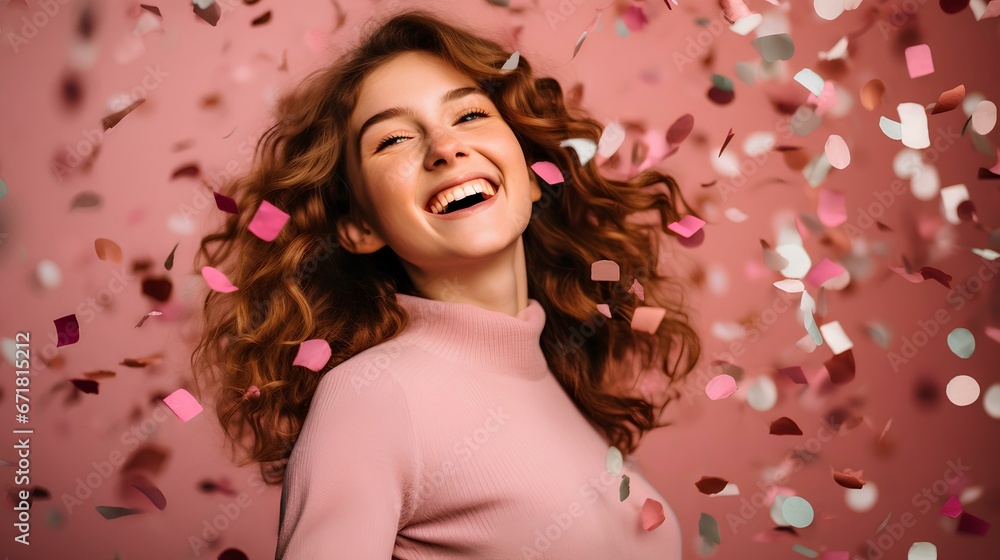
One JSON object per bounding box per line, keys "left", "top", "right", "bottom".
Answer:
{"left": 429, "top": 178, "right": 497, "bottom": 214}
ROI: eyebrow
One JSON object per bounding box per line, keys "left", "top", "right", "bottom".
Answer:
{"left": 356, "top": 86, "right": 486, "bottom": 150}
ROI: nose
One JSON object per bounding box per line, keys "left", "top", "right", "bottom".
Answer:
{"left": 424, "top": 129, "right": 470, "bottom": 168}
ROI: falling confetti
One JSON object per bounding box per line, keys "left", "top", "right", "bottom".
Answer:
{"left": 292, "top": 339, "right": 332, "bottom": 371}
{"left": 947, "top": 327, "right": 975, "bottom": 358}
{"left": 781, "top": 496, "right": 815, "bottom": 528}
{"left": 530, "top": 161, "right": 564, "bottom": 184}
{"left": 705, "top": 374, "right": 738, "bottom": 400}
{"left": 162, "top": 388, "right": 204, "bottom": 422}
{"left": 591, "top": 260, "right": 620, "bottom": 281}
{"left": 904, "top": 44, "right": 935, "bottom": 78}
{"left": 606, "top": 446, "right": 623, "bottom": 476}
{"left": 695, "top": 476, "right": 729, "bottom": 495}
{"left": 770, "top": 417, "right": 803, "bottom": 435}
{"left": 946, "top": 375, "right": 980, "bottom": 406}
{"left": 201, "top": 266, "right": 238, "bottom": 293}
{"left": 247, "top": 200, "right": 290, "bottom": 241}
{"left": 642, "top": 498, "right": 666, "bottom": 531}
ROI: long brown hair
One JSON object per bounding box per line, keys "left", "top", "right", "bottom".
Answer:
{"left": 188, "top": 8, "right": 702, "bottom": 485}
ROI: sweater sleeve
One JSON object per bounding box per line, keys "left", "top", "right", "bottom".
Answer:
{"left": 274, "top": 365, "right": 420, "bottom": 559}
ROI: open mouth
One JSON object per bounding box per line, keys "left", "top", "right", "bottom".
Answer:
{"left": 426, "top": 178, "right": 500, "bottom": 215}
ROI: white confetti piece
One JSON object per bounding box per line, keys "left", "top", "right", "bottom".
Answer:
{"left": 939, "top": 183, "right": 969, "bottom": 224}
{"left": 819, "top": 321, "right": 853, "bottom": 354}
{"left": 794, "top": 68, "right": 825, "bottom": 97}
{"left": 946, "top": 375, "right": 980, "bottom": 406}
{"left": 781, "top": 496, "right": 815, "bottom": 528}
{"left": 879, "top": 117, "right": 903, "bottom": 140}
{"left": 846, "top": 482, "right": 878, "bottom": 512}
{"left": 746, "top": 376, "right": 777, "bottom": 411}
{"left": 898, "top": 102, "right": 930, "bottom": 149}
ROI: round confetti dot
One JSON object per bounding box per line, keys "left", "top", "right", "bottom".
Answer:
{"left": 814, "top": 0, "right": 845, "bottom": 20}
{"left": 846, "top": 481, "right": 878, "bottom": 512}
{"left": 946, "top": 375, "right": 980, "bottom": 406}
{"left": 781, "top": 496, "right": 815, "bottom": 528}
{"left": 893, "top": 148, "right": 923, "bottom": 178}
{"left": 825, "top": 134, "right": 851, "bottom": 169}
{"left": 746, "top": 376, "right": 778, "bottom": 412}
{"left": 36, "top": 259, "right": 62, "bottom": 290}
{"left": 983, "top": 384, "right": 1000, "bottom": 419}
{"left": 947, "top": 328, "right": 975, "bottom": 358}
{"left": 908, "top": 541, "right": 937, "bottom": 560}
{"left": 971, "top": 100, "right": 997, "bottom": 135}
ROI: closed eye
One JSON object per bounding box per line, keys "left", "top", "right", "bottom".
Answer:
{"left": 374, "top": 108, "right": 492, "bottom": 152}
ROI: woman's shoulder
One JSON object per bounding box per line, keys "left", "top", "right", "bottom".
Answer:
{"left": 313, "top": 330, "right": 430, "bottom": 402}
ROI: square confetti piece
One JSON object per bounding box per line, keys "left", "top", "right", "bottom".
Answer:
{"left": 905, "top": 44, "right": 934, "bottom": 78}
{"left": 163, "top": 388, "right": 204, "bottom": 422}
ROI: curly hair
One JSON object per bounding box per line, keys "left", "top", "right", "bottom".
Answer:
{"left": 188, "top": 8, "right": 702, "bottom": 486}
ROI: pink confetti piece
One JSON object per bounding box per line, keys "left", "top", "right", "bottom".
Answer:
{"left": 628, "top": 278, "right": 645, "bottom": 301}
{"left": 214, "top": 192, "right": 239, "bottom": 214}
{"left": 292, "top": 339, "right": 332, "bottom": 371}
{"left": 54, "top": 314, "right": 80, "bottom": 347}
{"left": 201, "top": 266, "right": 238, "bottom": 293}
{"left": 721, "top": 0, "right": 753, "bottom": 21}
{"left": 982, "top": 0, "right": 1000, "bottom": 19}
{"left": 905, "top": 44, "right": 934, "bottom": 78}
{"left": 631, "top": 306, "right": 667, "bottom": 334}
{"left": 824, "top": 135, "right": 850, "bottom": 169}
{"left": 641, "top": 498, "right": 666, "bottom": 531}
{"left": 596, "top": 304, "right": 612, "bottom": 318}
{"left": 804, "top": 258, "right": 846, "bottom": 288}
{"left": 941, "top": 495, "right": 962, "bottom": 518}
{"left": 242, "top": 385, "right": 261, "bottom": 400}
{"left": 621, "top": 5, "right": 648, "bottom": 31}
{"left": 706, "top": 374, "right": 738, "bottom": 400}
{"left": 530, "top": 161, "right": 564, "bottom": 185}
{"left": 162, "top": 388, "right": 204, "bottom": 422}
{"left": 817, "top": 189, "right": 847, "bottom": 227}
{"left": 247, "top": 200, "right": 290, "bottom": 242}
{"left": 591, "top": 260, "right": 620, "bottom": 281}
{"left": 667, "top": 215, "right": 706, "bottom": 238}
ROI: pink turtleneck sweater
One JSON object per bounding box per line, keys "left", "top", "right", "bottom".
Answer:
{"left": 274, "top": 293, "right": 681, "bottom": 559}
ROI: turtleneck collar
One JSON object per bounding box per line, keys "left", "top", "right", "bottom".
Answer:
{"left": 392, "top": 292, "right": 550, "bottom": 380}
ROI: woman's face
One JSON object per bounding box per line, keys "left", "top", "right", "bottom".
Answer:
{"left": 339, "top": 51, "right": 540, "bottom": 271}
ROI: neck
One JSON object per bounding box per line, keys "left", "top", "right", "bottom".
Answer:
{"left": 400, "top": 235, "right": 529, "bottom": 318}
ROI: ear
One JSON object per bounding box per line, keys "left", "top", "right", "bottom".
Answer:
{"left": 335, "top": 211, "right": 387, "bottom": 255}
{"left": 528, "top": 162, "right": 543, "bottom": 203}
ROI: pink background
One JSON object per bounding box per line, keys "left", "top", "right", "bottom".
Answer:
{"left": 1, "top": 0, "right": 999, "bottom": 558}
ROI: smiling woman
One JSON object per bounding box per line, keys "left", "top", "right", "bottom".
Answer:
{"left": 189, "top": 7, "right": 702, "bottom": 560}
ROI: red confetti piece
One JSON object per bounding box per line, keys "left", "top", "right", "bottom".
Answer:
{"left": 956, "top": 512, "right": 991, "bottom": 535}
{"left": 70, "top": 379, "right": 99, "bottom": 394}
{"left": 251, "top": 10, "right": 271, "bottom": 26}
{"left": 833, "top": 468, "right": 865, "bottom": 489}
{"left": 193, "top": 2, "right": 221, "bottom": 26}
{"left": 708, "top": 87, "right": 735, "bottom": 105}
{"left": 666, "top": 114, "right": 695, "bottom": 145}
{"left": 170, "top": 163, "right": 200, "bottom": 180}
{"left": 770, "top": 417, "right": 803, "bottom": 435}
{"left": 95, "top": 505, "right": 144, "bottom": 520}
{"left": 940, "top": 0, "right": 971, "bottom": 13}
{"left": 54, "top": 314, "right": 80, "bottom": 347}
{"left": 214, "top": 191, "right": 239, "bottom": 214}
{"left": 825, "top": 349, "right": 855, "bottom": 384}
{"left": 931, "top": 84, "right": 965, "bottom": 114}
{"left": 779, "top": 366, "right": 808, "bottom": 384}
{"left": 719, "top": 127, "right": 735, "bottom": 157}
{"left": 219, "top": 549, "right": 250, "bottom": 560}
{"left": 695, "top": 476, "right": 729, "bottom": 495}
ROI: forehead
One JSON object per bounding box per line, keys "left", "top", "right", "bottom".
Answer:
{"left": 350, "top": 52, "right": 477, "bottom": 126}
